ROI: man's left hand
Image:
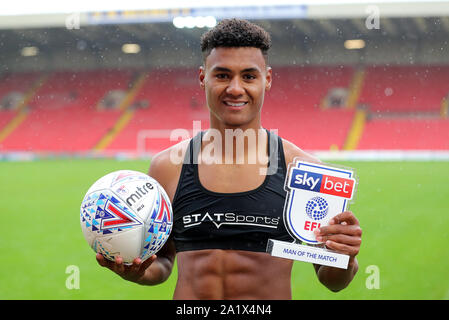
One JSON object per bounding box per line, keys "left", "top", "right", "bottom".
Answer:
{"left": 314, "top": 211, "right": 362, "bottom": 260}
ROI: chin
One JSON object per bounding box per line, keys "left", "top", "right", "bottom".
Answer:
{"left": 209, "top": 106, "right": 261, "bottom": 128}
{"left": 221, "top": 116, "right": 258, "bottom": 128}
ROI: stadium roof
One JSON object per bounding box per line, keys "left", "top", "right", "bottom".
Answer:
{"left": 2, "top": 0, "right": 449, "bottom": 16}
{"left": 1, "top": 1, "right": 449, "bottom": 65}
{"left": 2, "top": 1, "right": 449, "bottom": 28}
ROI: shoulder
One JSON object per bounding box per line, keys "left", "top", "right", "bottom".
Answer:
{"left": 281, "top": 137, "right": 322, "bottom": 166}
{"left": 149, "top": 138, "right": 191, "bottom": 173}
{"left": 148, "top": 138, "right": 191, "bottom": 201}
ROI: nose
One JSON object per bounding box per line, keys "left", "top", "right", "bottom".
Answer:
{"left": 226, "top": 76, "right": 245, "bottom": 97}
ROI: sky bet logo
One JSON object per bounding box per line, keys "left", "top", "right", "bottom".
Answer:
{"left": 289, "top": 169, "right": 355, "bottom": 199}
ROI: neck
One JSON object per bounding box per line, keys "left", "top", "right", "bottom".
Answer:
{"left": 208, "top": 113, "right": 263, "bottom": 134}
{"left": 202, "top": 119, "right": 268, "bottom": 165}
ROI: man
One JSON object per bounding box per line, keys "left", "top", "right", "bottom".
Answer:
{"left": 96, "top": 18, "right": 362, "bottom": 299}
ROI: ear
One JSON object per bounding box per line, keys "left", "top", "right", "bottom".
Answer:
{"left": 265, "top": 66, "right": 272, "bottom": 91}
{"left": 199, "top": 66, "right": 206, "bottom": 90}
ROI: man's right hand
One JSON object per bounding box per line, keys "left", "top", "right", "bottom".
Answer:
{"left": 96, "top": 253, "right": 157, "bottom": 284}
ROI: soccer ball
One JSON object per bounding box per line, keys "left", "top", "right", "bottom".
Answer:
{"left": 80, "top": 170, "right": 173, "bottom": 265}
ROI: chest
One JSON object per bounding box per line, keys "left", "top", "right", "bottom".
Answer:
{"left": 197, "top": 162, "right": 268, "bottom": 193}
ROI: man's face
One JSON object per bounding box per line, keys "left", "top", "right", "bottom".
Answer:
{"left": 199, "top": 47, "right": 272, "bottom": 129}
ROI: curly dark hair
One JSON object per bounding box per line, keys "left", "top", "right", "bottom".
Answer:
{"left": 200, "top": 18, "right": 271, "bottom": 61}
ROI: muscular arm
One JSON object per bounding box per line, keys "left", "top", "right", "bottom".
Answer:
{"left": 313, "top": 211, "right": 362, "bottom": 292}
{"left": 135, "top": 238, "right": 176, "bottom": 286}
{"left": 314, "top": 256, "right": 359, "bottom": 292}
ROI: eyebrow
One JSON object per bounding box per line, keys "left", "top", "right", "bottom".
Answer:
{"left": 212, "top": 66, "right": 261, "bottom": 73}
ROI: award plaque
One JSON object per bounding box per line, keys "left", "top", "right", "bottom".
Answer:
{"left": 267, "top": 159, "right": 357, "bottom": 269}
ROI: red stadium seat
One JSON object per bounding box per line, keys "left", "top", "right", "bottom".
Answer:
{"left": 358, "top": 118, "right": 449, "bottom": 150}
{"left": 106, "top": 67, "right": 208, "bottom": 152}
{"left": 359, "top": 66, "right": 449, "bottom": 112}
{"left": 262, "top": 66, "right": 355, "bottom": 150}
{"left": 1, "top": 69, "right": 134, "bottom": 151}
{"left": 1, "top": 65, "right": 447, "bottom": 153}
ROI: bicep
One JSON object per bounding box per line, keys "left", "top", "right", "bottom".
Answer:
{"left": 148, "top": 152, "right": 178, "bottom": 202}
{"left": 156, "top": 236, "right": 176, "bottom": 264}
{"left": 147, "top": 141, "right": 188, "bottom": 202}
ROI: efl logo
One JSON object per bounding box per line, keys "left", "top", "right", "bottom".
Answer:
{"left": 289, "top": 169, "right": 355, "bottom": 199}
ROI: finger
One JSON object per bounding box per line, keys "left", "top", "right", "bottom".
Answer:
{"left": 329, "top": 220, "right": 348, "bottom": 226}
{"left": 316, "top": 224, "right": 362, "bottom": 238}
{"left": 316, "top": 233, "right": 361, "bottom": 246}
{"left": 330, "top": 211, "right": 359, "bottom": 226}
{"left": 325, "top": 240, "right": 359, "bottom": 257}
{"left": 96, "top": 253, "right": 113, "bottom": 269}
{"left": 139, "top": 254, "right": 157, "bottom": 273}
{"left": 129, "top": 257, "right": 143, "bottom": 274}
{"left": 114, "top": 256, "right": 125, "bottom": 274}
{"left": 96, "top": 253, "right": 106, "bottom": 266}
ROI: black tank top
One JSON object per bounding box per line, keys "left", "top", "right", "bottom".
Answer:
{"left": 172, "top": 130, "right": 293, "bottom": 253}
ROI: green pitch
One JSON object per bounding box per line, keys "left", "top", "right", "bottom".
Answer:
{"left": 0, "top": 159, "right": 448, "bottom": 299}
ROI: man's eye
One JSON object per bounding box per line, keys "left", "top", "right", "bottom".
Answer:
{"left": 243, "top": 74, "right": 256, "bottom": 80}
{"left": 216, "top": 74, "right": 229, "bottom": 79}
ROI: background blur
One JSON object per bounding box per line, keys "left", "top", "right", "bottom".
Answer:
{"left": 0, "top": 0, "right": 448, "bottom": 300}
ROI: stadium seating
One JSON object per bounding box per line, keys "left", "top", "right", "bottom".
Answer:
{"left": 105, "top": 67, "right": 209, "bottom": 153}
{"left": 355, "top": 65, "right": 449, "bottom": 150}
{"left": 358, "top": 118, "right": 449, "bottom": 150}
{"left": 358, "top": 65, "right": 449, "bottom": 112}
{"left": 0, "top": 69, "right": 134, "bottom": 151}
{"left": 0, "top": 110, "right": 18, "bottom": 135}
{"left": 0, "top": 65, "right": 448, "bottom": 153}
{"left": 108, "top": 65, "right": 356, "bottom": 152}
{"left": 262, "top": 66, "right": 355, "bottom": 150}
{"left": 0, "top": 72, "right": 41, "bottom": 105}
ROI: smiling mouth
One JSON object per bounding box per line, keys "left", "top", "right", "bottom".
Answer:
{"left": 223, "top": 101, "right": 248, "bottom": 107}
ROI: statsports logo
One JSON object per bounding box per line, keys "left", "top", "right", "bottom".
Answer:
{"left": 183, "top": 212, "right": 279, "bottom": 229}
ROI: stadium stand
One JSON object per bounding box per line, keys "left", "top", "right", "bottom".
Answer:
{"left": 358, "top": 65, "right": 449, "bottom": 112}
{"left": 106, "top": 65, "right": 356, "bottom": 152}
{"left": 0, "top": 72, "right": 44, "bottom": 146}
{"left": 0, "top": 69, "right": 134, "bottom": 151}
{"left": 0, "top": 73, "right": 36, "bottom": 105}
{"left": 0, "top": 64, "right": 448, "bottom": 153}
{"left": 358, "top": 118, "right": 449, "bottom": 150}
{"left": 0, "top": 109, "right": 18, "bottom": 130}
{"left": 105, "top": 67, "right": 209, "bottom": 153}
{"left": 262, "top": 66, "right": 356, "bottom": 151}
{"left": 355, "top": 65, "right": 449, "bottom": 150}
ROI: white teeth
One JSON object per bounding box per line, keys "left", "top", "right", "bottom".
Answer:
{"left": 225, "top": 102, "right": 246, "bottom": 107}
